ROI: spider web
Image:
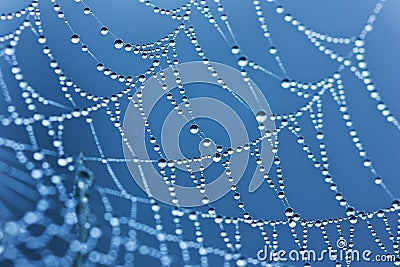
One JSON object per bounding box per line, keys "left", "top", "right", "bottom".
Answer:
{"left": 0, "top": 0, "right": 399, "bottom": 266}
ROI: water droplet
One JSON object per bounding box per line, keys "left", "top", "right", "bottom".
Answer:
{"left": 355, "top": 39, "right": 364, "bottom": 47}
{"left": 23, "top": 211, "right": 38, "bottom": 224}
{"left": 189, "top": 212, "right": 197, "bottom": 221}
{"left": 201, "top": 196, "right": 209, "bottom": 204}
{"left": 363, "top": 159, "right": 371, "bottom": 167}
{"left": 83, "top": 7, "right": 91, "bottom": 15}
{"left": 151, "top": 203, "right": 160, "bottom": 212}
{"left": 256, "top": 110, "right": 267, "bottom": 123}
{"left": 138, "top": 75, "right": 146, "bottom": 83}
{"left": 31, "top": 169, "right": 43, "bottom": 179}
{"left": 114, "top": 39, "right": 124, "bottom": 49}
{"left": 58, "top": 157, "right": 68, "bottom": 167}
{"left": 158, "top": 159, "right": 167, "bottom": 168}
{"left": 202, "top": 138, "right": 212, "bottom": 147}
{"left": 285, "top": 207, "right": 294, "bottom": 217}
{"left": 100, "top": 26, "right": 109, "bottom": 35}
{"left": 281, "top": 79, "right": 290, "bottom": 89}
{"left": 231, "top": 45, "right": 240, "bottom": 55}
{"left": 51, "top": 175, "right": 61, "bottom": 184}
{"left": 346, "top": 207, "right": 355, "bottom": 216}
{"left": 236, "top": 258, "right": 247, "bottom": 267}
{"left": 4, "top": 45, "right": 15, "bottom": 56}
{"left": 276, "top": 6, "right": 284, "bottom": 14}
{"left": 38, "top": 35, "right": 46, "bottom": 44}
{"left": 70, "top": 34, "right": 80, "bottom": 44}
{"left": 237, "top": 56, "right": 248, "bottom": 67}
{"left": 392, "top": 199, "right": 399, "bottom": 208}
{"left": 90, "top": 227, "right": 102, "bottom": 239}
{"left": 33, "top": 152, "right": 44, "bottom": 161}
{"left": 189, "top": 124, "right": 199, "bottom": 134}
{"left": 288, "top": 220, "right": 296, "bottom": 228}
{"left": 377, "top": 210, "right": 384, "bottom": 217}
{"left": 316, "top": 132, "right": 324, "bottom": 140}
{"left": 213, "top": 153, "right": 221, "bottom": 162}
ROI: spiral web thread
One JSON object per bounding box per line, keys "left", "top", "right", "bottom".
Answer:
{"left": 0, "top": 0, "right": 399, "bottom": 266}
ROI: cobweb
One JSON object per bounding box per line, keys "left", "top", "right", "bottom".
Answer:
{"left": 0, "top": 0, "right": 399, "bottom": 266}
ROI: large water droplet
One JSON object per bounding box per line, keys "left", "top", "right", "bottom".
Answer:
{"left": 158, "top": 159, "right": 167, "bottom": 168}
{"left": 189, "top": 124, "right": 199, "bottom": 134}
{"left": 213, "top": 153, "right": 221, "bottom": 162}
{"left": 281, "top": 79, "right": 290, "bottom": 89}
{"left": 201, "top": 196, "right": 209, "bottom": 204}
{"left": 346, "top": 207, "right": 355, "bottom": 216}
{"left": 114, "top": 39, "right": 124, "bottom": 49}
{"left": 83, "top": 7, "right": 91, "bottom": 15}
{"left": 237, "top": 56, "right": 248, "bottom": 67}
{"left": 374, "top": 177, "right": 382, "bottom": 185}
{"left": 355, "top": 39, "right": 364, "bottom": 47}
{"left": 202, "top": 138, "right": 212, "bottom": 147}
{"left": 33, "top": 152, "right": 44, "bottom": 161}
{"left": 70, "top": 34, "right": 80, "bottom": 44}
{"left": 285, "top": 207, "right": 294, "bottom": 217}
{"left": 57, "top": 157, "right": 68, "bottom": 167}
{"left": 269, "top": 46, "right": 277, "bottom": 55}
{"left": 100, "top": 26, "right": 109, "bottom": 35}
{"left": 256, "top": 110, "right": 267, "bottom": 123}
{"left": 236, "top": 258, "right": 247, "bottom": 267}
{"left": 138, "top": 75, "right": 146, "bottom": 83}
{"left": 4, "top": 45, "right": 15, "bottom": 56}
